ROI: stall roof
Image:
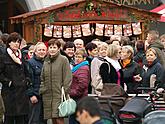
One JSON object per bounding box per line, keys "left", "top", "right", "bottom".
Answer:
{"left": 10, "top": 0, "right": 161, "bottom": 24}
{"left": 150, "top": 4, "right": 165, "bottom": 22}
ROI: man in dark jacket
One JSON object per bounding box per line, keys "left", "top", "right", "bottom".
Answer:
{"left": 26, "top": 42, "right": 47, "bottom": 124}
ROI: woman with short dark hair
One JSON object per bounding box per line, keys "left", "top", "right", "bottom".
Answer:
{"left": 0, "top": 32, "right": 29, "bottom": 124}
{"left": 40, "top": 38, "right": 72, "bottom": 124}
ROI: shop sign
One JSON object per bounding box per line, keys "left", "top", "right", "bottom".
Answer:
{"left": 55, "top": 7, "right": 128, "bottom": 21}
{"left": 102, "top": 0, "right": 155, "bottom": 5}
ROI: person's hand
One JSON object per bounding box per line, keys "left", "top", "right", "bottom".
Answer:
{"left": 30, "top": 96, "right": 38, "bottom": 104}
{"left": 157, "top": 88, "right": 164, "bottom": 94}
{"left": 134, "top": 74, "right": 142, "bottom": 82}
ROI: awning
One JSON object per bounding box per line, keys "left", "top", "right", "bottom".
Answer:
{"left": 150, "top": 4, "right": 165, "bottom": 22}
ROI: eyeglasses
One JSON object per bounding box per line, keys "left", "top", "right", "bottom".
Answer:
{"left": 75, "top": 55, "right": 83, "bottom": 58}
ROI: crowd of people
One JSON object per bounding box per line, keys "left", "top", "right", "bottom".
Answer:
{"left": 0, "top": 30, "right": 165, "bottom": 124}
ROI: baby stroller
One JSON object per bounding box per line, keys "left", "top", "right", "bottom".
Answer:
{"left": 118, "top": 87, "right": 160, "bottom": 124}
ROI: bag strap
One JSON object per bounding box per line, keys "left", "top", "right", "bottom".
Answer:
{"left": 61, "top": 87, "right": 67, "bottom": 102}
{"left": 103, "top": 59, "right": 111, "bottom": 74}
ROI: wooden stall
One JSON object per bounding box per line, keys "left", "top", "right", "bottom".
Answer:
{"left": 10, "top": 0, "right": 161, "bottom": 43}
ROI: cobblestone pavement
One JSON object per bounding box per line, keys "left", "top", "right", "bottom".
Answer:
{"left": 47, "top": 118, "right": 69, "bottom": 124}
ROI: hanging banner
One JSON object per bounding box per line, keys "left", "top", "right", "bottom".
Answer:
{"left": 44, "top": 24, "right": 53, "bottom": 37}
{"left": 53, "top": 25, "right": 62, "bottom": 38}
{"left": 132, "top": 22, "right": 142, "bottom": 35}
{"left": 114, "top": 25, "right": 123, "bottom": 36}
{"left": 95, "top": 23, "right": 104, "bottom": 36}
{"left": 81, "top": 24, "right": 91, "bottom": 36}
{"left": 104, "top": 24, "right": 114, "bottom": 36}
{"left": 72, "top": 25, "right": 82, "bottom": 38}
{"left": 123, "top": 24, "right": 132, "bottom": 36}
{"left": 63, "top": 26, "right": 72, "bottom": 38}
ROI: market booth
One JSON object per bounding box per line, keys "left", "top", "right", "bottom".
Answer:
{"left": 10, "top": 0, "right": 161, "bottom": 43}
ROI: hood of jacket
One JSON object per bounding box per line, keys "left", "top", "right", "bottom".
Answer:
{"left": 149, "top": 40, "right": 164, "bottom": 50}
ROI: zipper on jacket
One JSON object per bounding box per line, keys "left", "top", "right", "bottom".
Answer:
{"left": 50, "top": 62, "right": 53, "bottom": 117}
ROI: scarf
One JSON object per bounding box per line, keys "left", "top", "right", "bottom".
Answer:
{"left": 71, "top": 61, "right": 89, "bottom": 73}
{"left": 7, "top": 48, "right": 22, "bottom": 65}
{"left": 121, "top": 59, "right": 131, "bottom": 68}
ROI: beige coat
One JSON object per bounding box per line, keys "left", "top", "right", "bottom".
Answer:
{"left": 40, "top": 52, "right": 72, "bottom": 119}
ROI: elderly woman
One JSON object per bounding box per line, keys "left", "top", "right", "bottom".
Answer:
{"left": 70, "top": 48, "right": 90, "bottom": 101}
{"left": 91, "top": 42, "right": 108, "bottom": 95}
{"left": 120, "top": 45, "right": 142, "bottom": 93}
{"left": 0, "top": 32, "right": 29, "bottom": 124}
{"left": 40, "top": 39, "right": 72, "bottom": 124}
{"left": 99, "top": 44, "right": 123, "bottom": 87}
{"left": 69, "top": 48, "right": 90, "bottom": 124}
{"left": 142, "top": 48, "right": 165, "bottom": 90}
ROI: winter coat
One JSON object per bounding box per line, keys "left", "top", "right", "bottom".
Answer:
{"left": 99, "top": 61, "right": 124, "bottom": 88}
{"left": 40, "top": 51, "right": 72, "bottom": 119}
{"left": 142, "top": 59, "right": 165, "bottom": 88}
{"left": 26, "top": 55, "right": 44, "bottom": 97}
{"left": 91, "top": 57, "right": 105, "bottom": 94}
{"left": 148, "top": 40, "right": 165, "bottom": 69}
{"left": 133, "top": 50, "right": 145, "bottom": 68}
{"left": 0, "top": 44, "right": 5, "bottom": 54}
{"left": 70, "top": 61, "right": 90, "bottom": 101}
{"left": 120, "top": 60, "right": 142, "bottom": 93}
{"left": 0, "top": 49, "right": 29, "bottom": 116}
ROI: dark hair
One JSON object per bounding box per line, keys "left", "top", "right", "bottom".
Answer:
{"left": 7, "top": 32, "right": 22, "bottom": 47}
{"left": 85, "top": 42, "right": 97, "bottom": 54}
{"left": 76, "top": 96, "right": 101, "bottom": 117}
{"left": 63, "top": 42, "right": 76, "bottom": 51}
{"left": 48, "top": 38, "right": 61, "bottom": 48}
{"left": 136, "top": 40, "right": 145, "bottom": 51}
{"left": 1, "top": 33, "right": 9, "bottom": 44}
{"left": 121, "top": 36, "right": 131, "bottom": 46}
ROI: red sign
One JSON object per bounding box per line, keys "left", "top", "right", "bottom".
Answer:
{"left": 54, "top": 2, "right": 129, "bottom": 22}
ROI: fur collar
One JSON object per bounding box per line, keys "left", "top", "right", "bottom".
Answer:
{"left": 7, "top": 48, "right": 22, "bottom": 65}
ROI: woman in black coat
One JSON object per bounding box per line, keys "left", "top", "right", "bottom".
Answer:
{"left": 120, "top": 45, "right": 142, "bottom": 94}
{"left": 0, "top": 32, "right": 29, "bottom": 124}
{"left": 100, "top": 44, "right": 124, "bottom": 88}
{"left": 142, "top": 48, "right": 165, "bottom": 90}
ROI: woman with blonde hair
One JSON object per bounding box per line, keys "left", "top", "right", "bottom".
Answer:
{"left": 120, "top": 45, "right": 142, "bottom": 93}
{"left": 99, "top": 44, "right": 123, "bottom": 87}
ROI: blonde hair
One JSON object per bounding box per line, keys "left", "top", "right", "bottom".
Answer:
{"left": 97, "top": 42, "right": 108, "bottom": 51}
{"left": 107, "top": 44, "right": 121, "bottom": 58}
{"left": 34, "top": 42, "right": 46, "bottom": 52}
{"left": 122, "top": 45, "right": 134, "bottom": 59}
{"left": 75, "top": 48, "right": 87, "bottom": 58}
{"left": 146, "top": 48, "right": 157, "bottom": 56}
{"left": 160, "top": 34, "right": 165, "bottom": 42}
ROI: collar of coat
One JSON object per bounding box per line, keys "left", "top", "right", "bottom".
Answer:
{"left": 71, "top": 60, "right": 89, "bottom": 73}
{"left": 7, "top": 48, "right": 22, "bottom": 65}
{"left": 45, "top": 50, "right": 60, "bottom": 62}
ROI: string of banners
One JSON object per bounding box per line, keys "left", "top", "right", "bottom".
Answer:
{"left": 44, "top": 23, "right": 142, "bottom": 38}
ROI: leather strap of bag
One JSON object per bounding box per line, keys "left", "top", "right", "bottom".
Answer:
{"left": 61, "top": 87, "right": 67, "bottom": 102}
